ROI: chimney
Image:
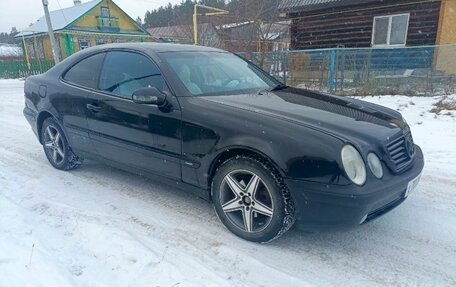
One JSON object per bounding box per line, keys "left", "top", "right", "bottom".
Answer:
{"left": 74, "top": 0, "right": 81, "bottom": 5}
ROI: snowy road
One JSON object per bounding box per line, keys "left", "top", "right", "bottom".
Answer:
{"left": 1, "top": 79, "right": 455, "bottom": 287}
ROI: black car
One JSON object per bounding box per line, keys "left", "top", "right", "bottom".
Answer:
{"left": 23, "top": 43, "right": 424, "bottom": 242}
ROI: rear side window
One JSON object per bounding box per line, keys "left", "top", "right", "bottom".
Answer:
{"left": 99, "top": 51, "right": 166, "bottom": 98}
{"left": 63, "top": 53, "right": 105, "bottom": 89}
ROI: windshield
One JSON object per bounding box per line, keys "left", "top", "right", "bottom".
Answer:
{"left": 160, "top": 52, "right": 282, "bottom": 96}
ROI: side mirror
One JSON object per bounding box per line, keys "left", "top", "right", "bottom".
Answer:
{"left": 132, "top": 87, "right": 167, "bottom": 106}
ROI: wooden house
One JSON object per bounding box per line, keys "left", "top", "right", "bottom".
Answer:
{"left": 16, "top": 0, "right": 151, "bottom": 61}
{"left": 279, "top": 0, "right": 456, "bottom": 49}
{"left": 279, "top": 0, "right": 456, "bottom": 73}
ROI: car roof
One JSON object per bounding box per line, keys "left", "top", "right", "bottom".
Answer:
{"left": 85, "top": 42, "right": 227, "bottom": 54}
{"left": 46, "top": 42, "right": 229, "bottom": 78}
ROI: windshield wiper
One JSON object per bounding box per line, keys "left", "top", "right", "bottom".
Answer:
{"left": 257, "top": 87, "right": 270, "bottom": 95}
{"left": 257, "top": 84, "right": 287, "bottom": 95}
{"left": 270, "top": 83, "right": 287, "bottom": 91}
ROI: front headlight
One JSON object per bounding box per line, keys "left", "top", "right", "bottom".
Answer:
{"left": 341, "top": 145, "right": 367, "bottom": 186}
{"left": 367, "top": 153, "right": 383, "bottom": 179}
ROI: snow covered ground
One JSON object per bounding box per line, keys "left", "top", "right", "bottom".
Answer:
{"left": 0, "top": 79, "right": 455, "bottom": 287}
{"left": 0, "top": 45, "right": 23, "bottom": 58}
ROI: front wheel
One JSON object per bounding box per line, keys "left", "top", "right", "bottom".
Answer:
{"left": 212, "top": 156, "right": 295, "bottom": 243}
{"left": 41, "top": 118, "right": 82, "bottom": 170}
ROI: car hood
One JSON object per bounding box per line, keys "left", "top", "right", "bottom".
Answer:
{"left": 199, "top": 87, "right": 405, "bottom": 143}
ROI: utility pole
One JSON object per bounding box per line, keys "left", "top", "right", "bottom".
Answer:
{"left": 42, "top": 0, "right": 60, "bottom": 63}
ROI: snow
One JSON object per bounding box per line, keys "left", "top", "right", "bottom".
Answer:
{"left": 1, "top": 79, "right": 456, "bottom": 286}
{"left": 360, "top": 95, "right": 456, "bottom": 180}
{"left": 217, "top": 21, "right": 254, "bottom": 30}
{"left": 0, "top": 45, "right": 23, "bottom": 57}
{"left": 17, "top": 0, "right": 102, "bottom": 37}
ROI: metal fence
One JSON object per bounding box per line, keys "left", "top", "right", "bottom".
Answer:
{"left": 0, "top": 59, "right": 54, "bottom": 79}
{"left": 243, "top": 44, "right": 456, "bottom": 96}
{"left": 2, "top": 45, "right": 456, "bottom": 96}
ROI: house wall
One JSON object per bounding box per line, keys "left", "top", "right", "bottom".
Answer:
{"left": 71, "top": 0, "right": 143, "bottom": 33}
{"left": 23, "top": 33, "right": 150, "bottom": 61}
{"left": 435, "top": 0, "right": 456, "bottom": 74}
{"left": 22, "top": 36, "right": 52, "bottom": 61}
{"left": 43, "top": 37, "right": 52, "bottom": 59}
{"left": 19, "top": 0, "right": 152, "bottom": 62}
{"left": 67, "top": 34, "right": 150, "bottom": 53}
{"left": 58, "top": 35, "right": 68, "bottom": 58}
{"left": 23, "top": 35, "right": 69, "bottom": 61}
{"left": 288, "top": 0, "right": 442, "bottom": 49}
{"left": 436, "top": 0, "right": 456, "bottom": 44}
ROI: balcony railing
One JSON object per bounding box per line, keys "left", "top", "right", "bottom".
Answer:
{"left": 96, "top": 16, "right": 120, "bottom": 32}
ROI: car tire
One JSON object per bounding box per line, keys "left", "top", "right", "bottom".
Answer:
{"left": 41, "top": 118, "right": 82, "bottom": 170}
{"left": 212, "top": 155, "right": 295, "bottom": 243}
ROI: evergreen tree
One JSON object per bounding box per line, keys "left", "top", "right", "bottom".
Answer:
{"left": 143, "top": 0, "right": 280, "bottom": 28}
{"left": 136, "top": 16, "right": 143, "bottom": 26}
{"left": 0, "top": 27, "right": 19, "bottom": 44}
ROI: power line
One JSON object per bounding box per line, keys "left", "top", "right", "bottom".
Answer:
{"left": 54, "top": 0, "right": 69, "bottom": 25}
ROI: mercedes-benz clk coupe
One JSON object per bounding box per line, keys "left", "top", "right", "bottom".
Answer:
{"left": 23, "top": 43, "right": 424, "bottom": 242}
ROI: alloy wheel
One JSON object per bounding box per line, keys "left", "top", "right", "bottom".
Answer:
{"left": 219, "top": 169, "right": 274, "bottom": 233}
{"left": 43, "top": 125, "right": 65, "bottom": 165}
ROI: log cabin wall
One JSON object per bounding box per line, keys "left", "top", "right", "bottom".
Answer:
{"left": 287, "top": 0, "right": 442, "bottom": 50}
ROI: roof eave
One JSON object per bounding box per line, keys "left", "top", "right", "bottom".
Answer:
{"left": 279, "top": 0, "right": 380, "bottom": 13}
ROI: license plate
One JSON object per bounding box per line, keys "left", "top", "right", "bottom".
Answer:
{"left": 404, "top": 174, "right": 421, "bottom": 198}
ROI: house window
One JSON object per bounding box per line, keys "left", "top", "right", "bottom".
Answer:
{"left": 38, "top": 41, "right": 45, "bottom": 59}
{"left": 372, "top": 14, "right": 409, "bottom": 47}
{"left": 96, "top": 38, "right": 107, "bottom": 45}
{"left": 58, "top": 38, "right": 64, "bottom": 58}
{"left": 101, "top": 7, "right": 110, "bottom": 17}
{"left": 28, "top": 43, "right": 35, "bottom": 59}
{"left": 78, "top": 39, "right": 91, "bottom": 50}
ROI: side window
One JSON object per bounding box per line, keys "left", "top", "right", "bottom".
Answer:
{"left": 99, "top": 51, "right": 167, "bottom": 98}
{"left": 63, "top": 53, "right": 105, "bottom": 89}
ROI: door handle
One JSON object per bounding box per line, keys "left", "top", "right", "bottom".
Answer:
{"left": 86, "top": 104, "right": 101, "bottom": 112}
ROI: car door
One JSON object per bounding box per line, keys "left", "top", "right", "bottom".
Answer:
{"left": 86, "top": 50, "right": 182, "bottom": 180}
{"left": 59, "top": 52, "right": 105, "bottom": 158}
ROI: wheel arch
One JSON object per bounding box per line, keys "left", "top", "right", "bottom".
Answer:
{"left": 207, "top": 146, "right": 285, "bottom": 198}
{"left": 36, "top": 110, "right": 64, "bottom": 145}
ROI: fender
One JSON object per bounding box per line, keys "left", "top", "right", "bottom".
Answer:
{"left": 36, "top": 108, "right": 68, "bottom": 145}
{"left": 206, "top": 143, "right": 286, "bottom": 185}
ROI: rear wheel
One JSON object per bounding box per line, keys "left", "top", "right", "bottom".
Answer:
{"left": 212, "top": 155, "right": 295, "bottom": 243}
{"left": 41, "top": 118, "right": 82, "bottom": 170}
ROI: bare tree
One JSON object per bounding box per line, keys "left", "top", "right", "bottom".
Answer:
{"left": 218, "top": 0, "right": 286, "bottom": 68}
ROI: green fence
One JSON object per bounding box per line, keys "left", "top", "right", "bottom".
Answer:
{"left": 0, "top": 59, "right": 55, "bottom": 79}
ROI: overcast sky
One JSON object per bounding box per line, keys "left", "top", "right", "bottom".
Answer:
{"left": 0, "top": 0, "right": 182, "bottom": 33}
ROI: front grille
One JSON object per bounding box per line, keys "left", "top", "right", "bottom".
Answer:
{"left": 386, "top": 125, "right": 415, "bottom": 173}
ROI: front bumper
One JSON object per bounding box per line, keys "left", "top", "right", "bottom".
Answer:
{"left": 285, "top": 145, "right": 424, "bottom": 231}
